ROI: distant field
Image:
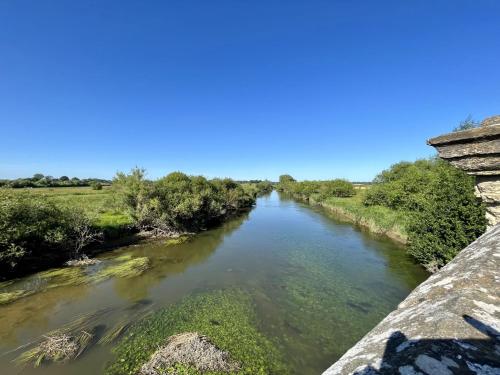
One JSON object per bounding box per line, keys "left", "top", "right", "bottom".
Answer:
{"left": 12, "top": 186, "right": 132, "bottom": 230}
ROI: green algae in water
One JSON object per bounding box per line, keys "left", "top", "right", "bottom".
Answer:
{"left": 106, "top": 289, "right": 288, "bottom": 375}
{"left": 39, "top": 267, "right": 90, "bottom": 286}
{"left": 98, "top": 256, "right": 150, "bottom": 279}
{"left": 0, "top": 289, "right": 35, "bottom": 305}
{"left": 163, "top": 235, "right": 191, "bottom": 246}
{"left": 0, "top": 256, "right": 151, "bottom": 306}
{"left": 39, "top": 256, "right": 150, "bottom": 284}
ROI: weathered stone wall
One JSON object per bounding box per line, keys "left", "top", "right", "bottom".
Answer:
{"left": 428, "top": 118, "right": 500, "bottom": 227}
{"left": 322, "top": 224, "right": 500, "bottom": 375}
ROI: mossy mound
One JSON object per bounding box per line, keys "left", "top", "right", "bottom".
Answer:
{"left": 105, "top": 289, "right": 287, "bottom": 375}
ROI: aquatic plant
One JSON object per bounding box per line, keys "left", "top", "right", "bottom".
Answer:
{"left": 0, "top": 289, "right": 35, "bottom": 304}
{"left": 98, "top": 256, "right": 150, "bottom": 279}
{"left": 98, "top": 321, "right": 134, "bottom": 345}
{"left": 0, "top": 255, "right": 151, "bottom": 306}
{"left": 163, "top": 236, "right": 190, "bottom": 246}
{"left": 39, "top": 266, "right": 90, "bottom": 286}
{"left": 106, "top": 289, "right": 287, "bottom": 375}
{"left": 16, "top": 331, "right": 94, "bottom": 367}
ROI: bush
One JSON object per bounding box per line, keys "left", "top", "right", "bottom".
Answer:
{"left": 318, "top": 179, "right": 355, "bottom": 199}
{"left": 256, "top": 180, "right": 273, "bottom": 194}
{"left": 91, "top": 182, "right": 103, "bottom": 190}
{"left": 113, "top": 169, "right": 255, "bottom": 235}
{"left": 0, "top": 191, "right": 101, "bottom": 278}
{"left": 407, "top": 163, "right": 486, "bottom": 271}
{"left": 453, "top": 115, "right": 480, "bottom": 132}
{"left": 364, "top": 158, "right": 486, "bottom": 271}
{"left": 363, "top": 160, "right": 437, "bottom": 211}
{"left": 277, "top": 177, "right": 355, "bottom": 199}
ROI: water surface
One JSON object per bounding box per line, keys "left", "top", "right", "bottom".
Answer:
{"left": 0, "top": 192, "right": 427, "bottom": 374}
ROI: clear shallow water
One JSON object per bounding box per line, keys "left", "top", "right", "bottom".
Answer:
{"left": 0, "top": 192, "right": 428, "bottom": 374}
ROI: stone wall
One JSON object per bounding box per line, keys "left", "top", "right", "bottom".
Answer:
{"left": 322, "top": 224, "right": 500, "bottom": 375}
{"left": 427, "top": 117, "right": 500, "bottom": 227}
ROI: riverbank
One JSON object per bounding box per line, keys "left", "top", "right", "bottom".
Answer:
{"left": 303, "top": 194, "right": 408, "bottom": 244}
{"left": 1, "top": 175, "right": 263, "bottom": 280}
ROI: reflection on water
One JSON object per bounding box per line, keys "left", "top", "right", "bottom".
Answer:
{"left": 0, "top": 193, "right": 427, "bottom": 375}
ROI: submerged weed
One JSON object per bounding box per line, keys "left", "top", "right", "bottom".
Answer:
{"left": 0, "top": 255, "right": 150, "bottom": 306}
{"left": 163, "top": 236, "right": 190, "bottom": 246}
{"left": 106, "top": 289, "right": 287, "bottom": 375}
{"left": 0, "top": 289, "right": 35, "bottom": 305}
{"left": 98, "top": 256, "right": 149, "bottom": 279}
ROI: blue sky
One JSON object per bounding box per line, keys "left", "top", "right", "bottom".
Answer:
{"left": 1, "top": 1, "right": 499, "bottom": 181}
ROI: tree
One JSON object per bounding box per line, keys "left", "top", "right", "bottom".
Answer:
{"left": 279, "top": 174, "right": 296, "bottom": 184}
{"left": 453, "top": 115, "right": 479, "bottom": 132}
{"left": 64, "top": 209, "right": 102, "bottom": 258}
{"left": 59, "top": 176, "right": 70, "bottom": 181}
{"left": 33, "top": 173, "right": 44, "bottom": 180}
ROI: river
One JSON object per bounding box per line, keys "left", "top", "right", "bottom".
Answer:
{"left": 0, "top": 192, "right": 427, "bottom": 374}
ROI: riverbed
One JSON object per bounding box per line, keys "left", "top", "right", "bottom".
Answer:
{"left": 0, "top": 192, "right": 427, "bottom": 374}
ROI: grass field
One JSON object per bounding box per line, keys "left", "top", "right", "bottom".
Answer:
{"left": 309, "top": 189, "right": 409, "bottom": 243}
{"left": 13, "top": 186, "right": 133, "bottom": 231}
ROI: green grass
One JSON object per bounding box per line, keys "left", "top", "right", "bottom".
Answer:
{"left": 10, "top": 186, "right": 133, "bottom": 230}
{"left": 310, "top": 190, "right": 409, "bottom": 242}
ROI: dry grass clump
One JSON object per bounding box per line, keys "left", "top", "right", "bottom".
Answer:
{"left": 139, "top": 332, "right": 240, "bottom": 375}
{"left": 17, "top": 331, "right": 93, "bottom": 367}
{"left": 65, "top": 255, "right": 101, "bottom": 267}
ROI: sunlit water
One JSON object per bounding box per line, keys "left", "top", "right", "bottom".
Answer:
{"left": 0, "top": 192, "right": 427, "bottom": 374}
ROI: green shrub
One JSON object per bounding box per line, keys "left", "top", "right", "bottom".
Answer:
{"left": 453, "top": 115, "right": 480, "bottom": 132}
{"left": 0, "top": 191, "right": 101, "bottom": 278}
{"left": 91, "top": 182, "right": 103, "bottom": 190}
{"left": 363, "top": 160, "right": 436, "bottom": 211}
{"left": 113, "top": 169, "right": 255, "bottom": 235}
{"left": 364, "top": 158, "right": 486, "bottom": 271}
{"left": 256, "top": 180, "right": 273, "bottom": 194}
{"left": 277, "top": 177, "right": 355, "bottom": 200}
{"left": 318, "top": 179, "right": 355, "bottom": 198}
{"left": 407, "top": 163, "right": 486, "bottom": 271}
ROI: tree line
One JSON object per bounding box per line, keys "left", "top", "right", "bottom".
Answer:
{"left": 0, "top": 174, "right": 111, "bottom": 189}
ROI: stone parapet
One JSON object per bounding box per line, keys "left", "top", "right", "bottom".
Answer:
{"left": 322, "top": 225, "right": 500, "bottom": 375}
{"left": 428, "top": 117, "right": 500, "bottom": 227}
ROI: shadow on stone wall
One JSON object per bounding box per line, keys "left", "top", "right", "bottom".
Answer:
{"left": 354, "top": 315, "right": 500, "bottom": 374}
